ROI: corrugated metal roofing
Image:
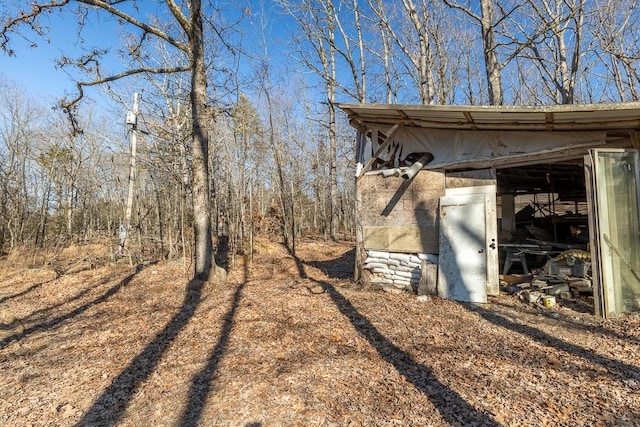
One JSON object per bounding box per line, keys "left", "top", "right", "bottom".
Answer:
{"left": 337, "top": 103, "right": 640, "bottom": 132}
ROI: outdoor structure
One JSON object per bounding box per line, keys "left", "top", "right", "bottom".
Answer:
{"left": 338, "top": 103, "right": 640, "bottom": 318}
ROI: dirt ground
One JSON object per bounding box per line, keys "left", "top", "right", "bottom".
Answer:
{"left": 1, "top": 237, "right": 639, "bottom": 427}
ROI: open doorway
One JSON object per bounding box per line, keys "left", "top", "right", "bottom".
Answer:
{"left": 495, "top": 159, "right": 595, "bottom": 313}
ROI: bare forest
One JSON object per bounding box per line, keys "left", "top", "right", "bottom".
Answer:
{"left": 2, "top": 0, "right": 640, "bottom": 261}
{"left": 2, "top": 1, "right": 640, "bottom": 426}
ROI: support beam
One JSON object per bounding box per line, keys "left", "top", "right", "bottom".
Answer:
{"left": 501, "top": 194, "right": 516, "bottom": 233}
{"left": 545, "top": 112, "right": 554, "bottom": 131}
{"left": 631, "top": 131, "right": 640, "bottom": 150}
{"left": 463, "top": 111, "right": 478, "bottom": 130}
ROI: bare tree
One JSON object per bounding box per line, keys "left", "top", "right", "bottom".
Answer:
{"left": 513, "top": 0, "right": 587, "bottom": 104}
{"left": 369, "top": 0, "right": 436, "bottom": 104}
{"left": 1, "top": 0, "right": 243, "bottom": 280}
{"left": 279, "top": 0, "right": 344, "bottom": 241}
{"left": 442, "top": 0, "right": 504, "bottom": 104}
{"left": 443, "top": 0, "right": 534, "bottom": 105}
{"left": 0, "top": 79, "right": 45, "bottom": 249}
{"left": 402, "top": 0, "right": 437, "bottom": 104}
{"left": 41, "top": 116, "right": 93, "bottom": 237}
{"left": 588, "top": 0, "right": 640, "bottom": 102}
{"left": 366, "top": 0, "right": 460, "bottom": 104}
{"left": 365, "top": 0, "right": 398, "bottom": 103}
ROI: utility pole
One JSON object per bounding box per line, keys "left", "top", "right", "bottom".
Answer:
{"left": 120, "top": 92, "right": 139, "bottom": 254}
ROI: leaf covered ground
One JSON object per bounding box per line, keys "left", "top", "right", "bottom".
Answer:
{"left": 1, "top": 237, "right": 639, "bottom": 426}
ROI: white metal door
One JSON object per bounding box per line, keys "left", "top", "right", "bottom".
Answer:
{"left": 438, "top": 194, "right": 488, "bottom": 303}
{"left": 444, "top": 185, "right": 499, "bottom": 295}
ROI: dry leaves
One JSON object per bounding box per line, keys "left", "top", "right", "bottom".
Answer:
{"left": 1, "top": 238, "right": 639, "bottom": 426}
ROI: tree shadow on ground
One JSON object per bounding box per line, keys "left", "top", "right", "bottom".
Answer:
{"left": 179, "top": 279, "right": 246, "bottom": 427}
{"left": 490, "top": 300, "right": 640, "bottom": 346}
{"left": 464, "top": 303, "right": 640, "bottom": 381}
{"left": 76, "top": 278, "right": 204, "bottom": 426}
{"left": 292, "top": 255, "right": 500, "bottom": 427}
{"left": 24, "top": 286, "right": 95, "bottom": 322}
{"left": 0, "top": 279, "right": 53, "bottom": 305}
{"left": 2, "top": 273, "right": 122, "bottom": 331}
{"left": 0, "top": 268, "right": 143, "bottom": 350}
{"left": 303, "top": 247, "right": 355, "bottom": 280}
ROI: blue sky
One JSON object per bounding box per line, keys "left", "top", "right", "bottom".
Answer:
{"left": 0, "top": 1, "right": 290, "bottom": 103}
{"left": 0, "top": 4, "right": 124, "bottom": 99}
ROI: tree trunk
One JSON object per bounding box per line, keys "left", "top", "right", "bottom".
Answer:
{"left": 402, "top": 0, "right": 435, "bottom": 104}
{"left": 381, "top": 24, "right": 394, "bottom": 103}
{"left": 190, "top": 0, "right": 213, "bottom": 281}
{"left": 328, "top": 85, "right": 338, "bottom": 241}
{"left": 352, "top": 0, "right": 367, "bottom": 103}
{"left": 327, "top": 5, "right": 338, "bottom": 241}
{"left": 481, "top": 0, "right": 503, "bottom": 105}
{"left": 66, "top": 187, "right": 73, "bottom": 236}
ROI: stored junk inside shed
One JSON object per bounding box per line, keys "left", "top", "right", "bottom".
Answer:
{"left": 339, "top": 103, "right": 640, "bottom": 318}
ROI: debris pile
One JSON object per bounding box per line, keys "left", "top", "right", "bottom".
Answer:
{"left": 502, "top": 249, "right": 592, "bottom": 308}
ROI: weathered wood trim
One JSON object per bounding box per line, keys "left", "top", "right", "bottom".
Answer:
{"left": 337, "top": 101, "right": 640, "bottom": 114}
{"left": 463, "top": 111, "right": 477, "bottom": 130}
{"left": 584, "top": 153, "right": 605, "bottom": 317}
{"left": 363, "top": 225, "right": 439, "bottom": 254}
{"left": 350, "top": 118, "right": 640, "bottom": 131}
{"left": 418, "top": 260, "right": 438, "bottom": 296}
{"left": 545, "top": 112, "right": 553, "bottom": 131}
{"left": 357, "top": 123, "right": 404, "bottom": 180}
{"left": 434, "top": 142, "right": 614, "bottom": 171}
{"left": 631, "top": 131, "right": 640, "bottom": 150}
{"left": 354, "top": 175, "right": 364, "bottom": 283}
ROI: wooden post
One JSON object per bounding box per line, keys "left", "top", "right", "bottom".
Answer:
{"left": 501, "top": 193, "right": 516, "bottom": 233}
{"left": 631, "top": 131, "right": 640, "bottom": 150}
{"left": 418, "top": 259, "right": 438, "bottom": 296}
{"left": 120, "top": 92, "right": 138, "bottom": 255}
{"left": 354, "top": 176, "right": 363, "bottom": 282}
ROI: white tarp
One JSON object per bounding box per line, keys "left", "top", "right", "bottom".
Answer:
{"left": 362, "top": 124, "right": 607, "bottom": 170}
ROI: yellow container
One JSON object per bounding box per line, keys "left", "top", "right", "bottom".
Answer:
{"left": 542, "top": 295, "right": 556, "bottom": 308}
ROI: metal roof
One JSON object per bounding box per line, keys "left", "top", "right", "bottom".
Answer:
{"left": 338, "top": 102, "right": 640, "bottom": 132}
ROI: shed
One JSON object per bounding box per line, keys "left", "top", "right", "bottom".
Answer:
{"left": 339, "top": 103, "right": 640, "bottom": 318}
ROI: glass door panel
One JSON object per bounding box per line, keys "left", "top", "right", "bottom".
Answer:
{"left": 593, "top": 150, "right": 640, "bottom": 316}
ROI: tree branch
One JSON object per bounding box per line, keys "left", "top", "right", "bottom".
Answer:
{"left": 76, "top": 0, "right": 188, "bottom": 52}
{"left": 1, "top": 0, "right": 70, "bottom": 51}
{"left": 60, "top": 65, "right": 190, "bottom": 134}
{"left": 164, "top": 0, "right": 191, "bottom": 34}
{"left": 442, "top": 0, "right": 481, "bottom": 23}
{"left": 2, "top": 0, "right": 188, "bottom": 53}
